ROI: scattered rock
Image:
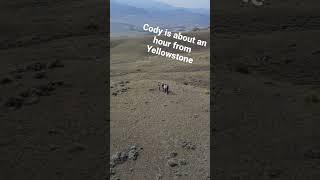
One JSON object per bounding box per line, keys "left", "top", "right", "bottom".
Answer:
{"left": 79, "top": 89, "right": 87, "bottom": 95}
{"left": 4, "top": 97, "right": 23, "bottom": 109}
{"left": 33, "top": 83, "right": 55, "bottom": 96}
{"left": 111, "top": 152, "right": 128, "bottom": 166}
{"left": 274, "top": 92, "right": 281, "bottom": 97}
{"left": 125, "top": 81, "right": 130, "bottom": 83}
{"left": 129, "top": 168, "right": 134, "bottom": 172}
{"left": 156, "top": 174, "right": 162, "bottom": 180}
{"left": 34, "top": 71, "right": 47, "bottom": 79}
{"left": 0, "top": 77, "right": 14, "bottom": 85}
{"left": 128, "top": 146, "right": 139, "bottom": 160}
{"left": 170, "top": 152, "right": 178, "bottom": 158}
{"left": 181, "top": 141, "right": 196, "bottom": 150}
{"left": 51, "top": 81, "right": 65, "bottom": 86}
{"left": 167, "top": 159, "right": 178, "bottom": 167}
{"left": 233, "top": 88, "right": 241, "bottom": 94}
{"left": 48, "top": 129, "right": 60, "bottom": 135}
{"left": 112, "top": 85, "right": 129, "bottom": 96}
{"left": 48, "top": 60, "right": 64, "bottom": 69}
{"left": 26, "top": 62, "right": 47, "bottom": 71}
{"left": 167, "top": 152, "right": 177, "bottom": 159}
{"left": 66, "top": 143, "right": 87, "bottom": 153}
{"left": 110, "top": 161, "right": 116, "bottom": 168}
{"left": 19, "top": 89, "right": 31, "bottom": 98}
{"left": 234, "top": 63, "right": 250, "bottom": 74}
{"left": 267, "top": 169, "right": 283, "bottom": 178}
{"left": 264, "top": 81, "right": 274, "bottom": 85}
{"left": 23, "top": 96, "right": 40, "bottom": 105}
{"left": 174, "top": 171, "right": 182, "bottom": 177}
{"left": 312, "top": 50, "right": 320, "bottom": 55}
{"left": 110, "top": 175, "right": 120, "bottom": 180}
{"left": 110, "top": 146, "right": 141, "bottom": 168}
{"left": 13, "top": 81, "right": 64, "bottom": 108}
{"left": 179, "top": 159, "right": 187, "bottom": 166}
{"left": 288, "top": 43, "right": 297, "bottom": 48}
{"left": 231, "top": 174, "right": 246, "bottom": 180}
{"left": 12, "top": 74, "right": 22, "bottom": 79}
{"left": 284, "top": 59, "right": 293, "bottom": 64}
{"left": 85, "top": 23, "right": 99, "bottom": 31}
{"left": 305, "top": 93, "right": 320, "bottom": 104}
{"left": 118, "top": 151, "right": 129, "bottom": 162}
{"left": 110, "top": 168, "right": 116, "bottom": 175}
{"left": 11, "top": 67, "right": 25, "bottom": 74}
{"left": 305, "top": 148, "right": 320, "bottom": 159}
{"left": 49, "top": 145, "right": 59, "bottom": 151}
{"left": 121, "top": 88, "right": 127, "bottom": 92}
{"left": 260, "top": 55, "right": 271, "bottom": 62}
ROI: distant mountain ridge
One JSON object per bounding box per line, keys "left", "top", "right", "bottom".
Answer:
{"left": 113, "top": 0, "right": 180, "bottom": 11}
{"left": 111, "top": 0, "right": 209, "bottom": 36}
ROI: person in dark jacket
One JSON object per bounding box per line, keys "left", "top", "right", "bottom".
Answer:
{"left": 167, "top": 84, "right": 169, "bottom": 94}
{"left": 164, "top": 84, "right": 169, "bottom": 94}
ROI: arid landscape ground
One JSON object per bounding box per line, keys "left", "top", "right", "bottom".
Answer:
{"left": 212, "top": 0, "right": 320, "bottom": 179}
{"left": 0, "top": 1, "right": 107, "bottom": 179}
{"left": 110, "top": 31, "right": 210, "bottom": 179}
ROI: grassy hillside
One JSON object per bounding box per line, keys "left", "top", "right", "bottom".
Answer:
{"left": 110, "top": 31, "right": 210, "bottom": 179}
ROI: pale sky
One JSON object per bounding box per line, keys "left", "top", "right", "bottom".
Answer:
{"left": 156, "top": 0, "right": 210, "bottom": 9}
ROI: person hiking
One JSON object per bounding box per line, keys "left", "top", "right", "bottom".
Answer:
{"left": 163, "top": 84, "right": 169, "bottom": 94}
{"left": 166, "top": 84, "right": 169, "bottom": 94}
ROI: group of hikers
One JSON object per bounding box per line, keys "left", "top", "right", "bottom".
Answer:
{"left": 158, "top": 82, "right": 169, "bottom": 94}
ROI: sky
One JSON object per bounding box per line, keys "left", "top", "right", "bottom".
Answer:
{"left": 155, "top": 0, "right": 210, "bottom": 9}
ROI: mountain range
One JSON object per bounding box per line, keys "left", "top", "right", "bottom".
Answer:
{"left": 110, "top": 0, "right": 209, "bottom": 36}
